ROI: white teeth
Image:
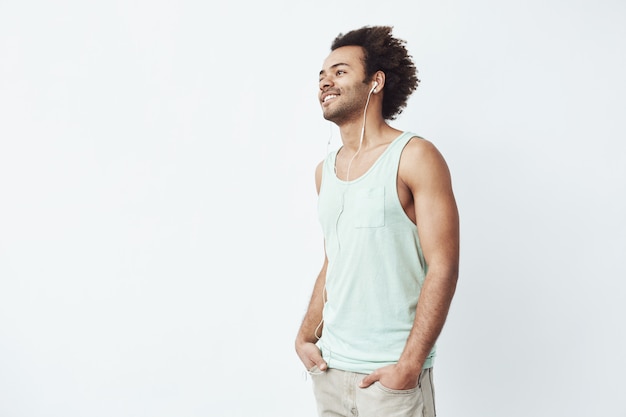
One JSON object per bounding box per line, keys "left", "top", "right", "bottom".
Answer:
{"left": 324, "top": 95, "right": 337, "bottom": 103}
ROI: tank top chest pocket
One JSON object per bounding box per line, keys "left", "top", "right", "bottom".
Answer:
{"left": 353, "top": 186, "right": 385, "bottom": 228}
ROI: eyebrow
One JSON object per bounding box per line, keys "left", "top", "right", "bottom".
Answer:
{"left": 319, "top": 62, "right": 351, "bottom": 76}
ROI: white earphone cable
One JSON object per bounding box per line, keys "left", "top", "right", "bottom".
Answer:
{"left": 345, "top": 85, "right": 375, "bottom": 181}
{"left": 315, "top": 82, "right": 377, "bottom": 347}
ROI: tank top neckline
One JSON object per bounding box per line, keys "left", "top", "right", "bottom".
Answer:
{"left": 331, "top": 131, "right": 411, "bottom": 184}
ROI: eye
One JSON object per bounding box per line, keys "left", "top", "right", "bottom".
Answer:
{"left": 336, "top": 70, "right": 346, "bottom": 76}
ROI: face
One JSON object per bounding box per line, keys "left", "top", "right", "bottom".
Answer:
{"left": 318, "top": 45, "right": 371, "bottom": 125}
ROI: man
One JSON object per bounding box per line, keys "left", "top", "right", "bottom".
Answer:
{"left": 295, "top": 26, "right": 459, "bottom": 417}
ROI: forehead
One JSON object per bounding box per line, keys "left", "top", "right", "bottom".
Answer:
{"left": 320, "top": 45, "right": 365, "bottom": 73}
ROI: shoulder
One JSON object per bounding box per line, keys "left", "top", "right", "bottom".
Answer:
{"left": 399, "top": 136, "right": 452, "bottom": 188}
{"left": 315, "top": 159, "right": 325, "bottom": 194}
{"left": 400, "top": 136, "right": 449, "bottom": 170}
{"left": 401, "top": 135, "right": 441, "bottom": 159}
{"left": 316, "top": 158, "right": 325, "bottom": 171}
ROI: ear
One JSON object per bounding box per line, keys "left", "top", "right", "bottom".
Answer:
{"left": 372, "top": 71, "right": 385, "bottom": 93}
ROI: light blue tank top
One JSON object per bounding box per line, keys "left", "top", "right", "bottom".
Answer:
{"left": 317, "top": 131, "right": 435, "bottom": 374}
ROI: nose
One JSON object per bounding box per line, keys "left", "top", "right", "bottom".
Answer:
{"left": 319, "top": 75, "right": 332, "bottom": 91}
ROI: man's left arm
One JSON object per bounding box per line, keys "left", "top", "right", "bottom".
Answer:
{"left": 360, "top": 138, "right": 460, "bottom": 390}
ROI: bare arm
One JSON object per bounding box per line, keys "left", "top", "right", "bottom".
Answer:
{"left": 295, "top": 256, "right": 328, "bottom": 371}
{"left": 295, "top": 161, "right": 329, "bottom": 371}
{"left": 361, "top": 138, "right": 460, "bottom": 389}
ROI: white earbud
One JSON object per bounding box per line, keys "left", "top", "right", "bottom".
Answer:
{"left": 371, "top": 81, "right": 378, "bottom": 93}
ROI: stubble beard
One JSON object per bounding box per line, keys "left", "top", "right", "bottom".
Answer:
{"left": 322, "top": 85, "right": 369, "bottom": 126}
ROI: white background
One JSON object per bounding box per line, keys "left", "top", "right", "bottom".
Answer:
{"left": 1, "top": 1, "right": 625, "bottom": 416}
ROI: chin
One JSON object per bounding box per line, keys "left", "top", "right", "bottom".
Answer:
{"left": 322, "top": 110, "right": 335, "bottom": 122}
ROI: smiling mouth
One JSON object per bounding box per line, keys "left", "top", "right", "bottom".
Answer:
{"left": 323, "top": 94, "right": 337, "bottom": 103}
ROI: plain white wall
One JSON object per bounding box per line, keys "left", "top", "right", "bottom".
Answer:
{"left": 1, "top": 1, "right": 625, "bottom": 416}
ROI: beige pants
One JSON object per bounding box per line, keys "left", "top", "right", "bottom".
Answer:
{"left": 310, "top": 366, "right": 436, "bottom": 417}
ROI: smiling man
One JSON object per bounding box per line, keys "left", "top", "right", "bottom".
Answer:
{"left": 295, "top": 26, "right": 460, "bottom": 417}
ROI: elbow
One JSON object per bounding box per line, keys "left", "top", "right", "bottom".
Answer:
{"left": 427, "top": 261, "right": 459, "bottom": 290}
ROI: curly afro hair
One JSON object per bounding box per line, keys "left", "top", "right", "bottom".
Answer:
{"left": 331, "top": 26, "right": 419, "bottom": 120}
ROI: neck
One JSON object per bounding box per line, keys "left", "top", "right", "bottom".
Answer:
{"left": 338, "top": 115, "right": 393, "bottom": 152}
